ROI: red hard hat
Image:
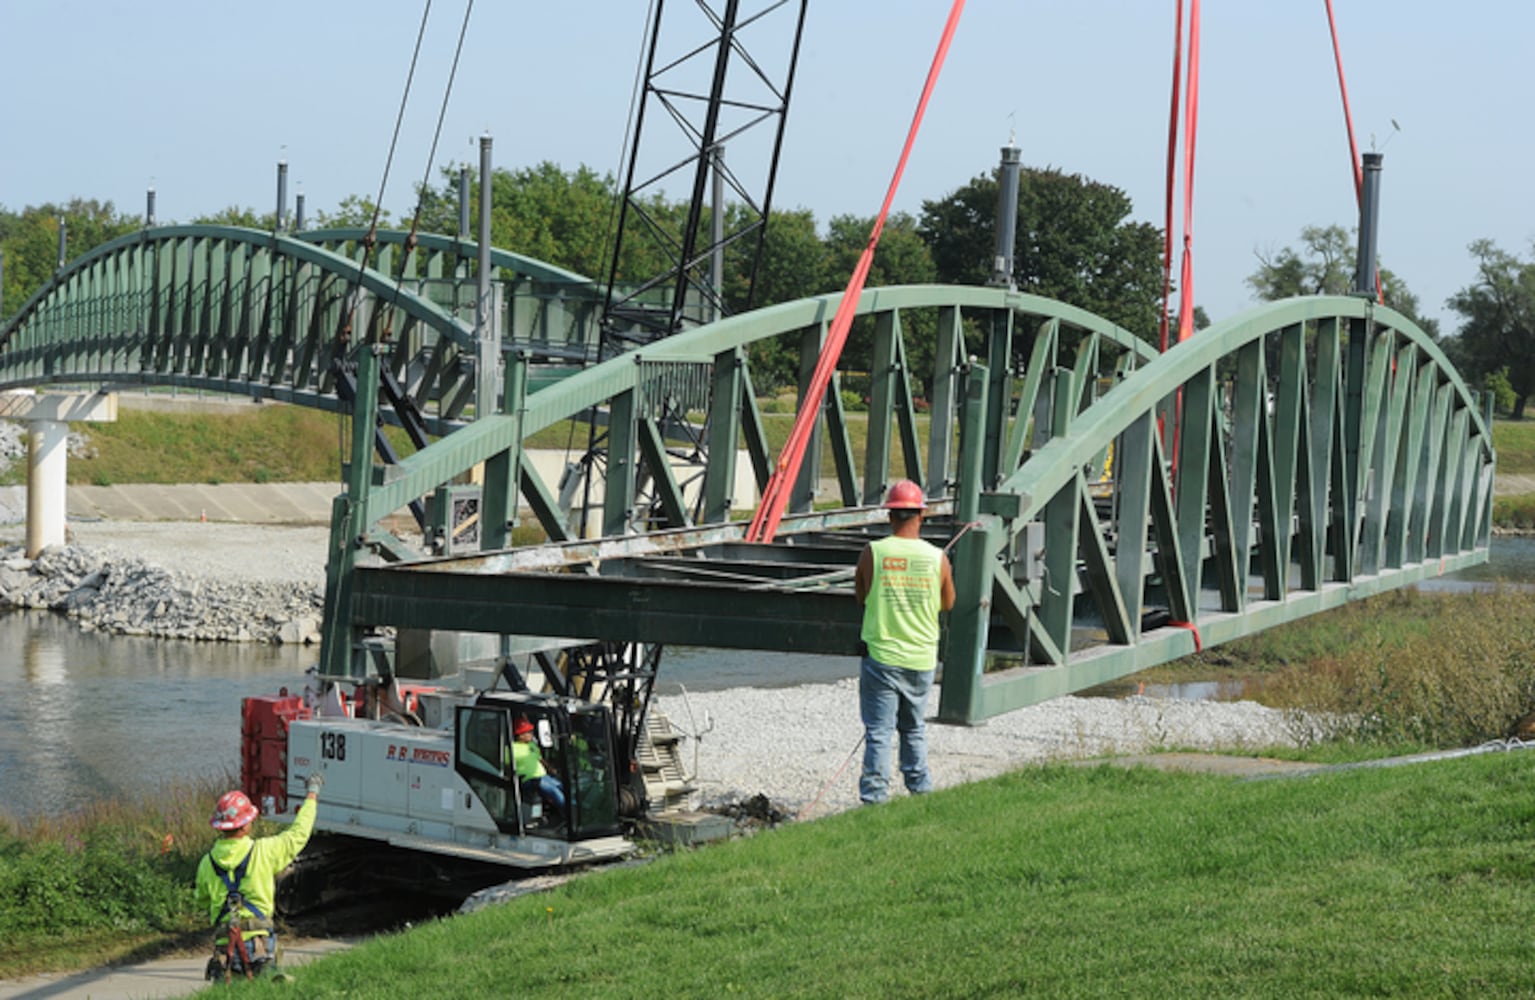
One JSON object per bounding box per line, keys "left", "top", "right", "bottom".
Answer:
{"left": 211, "top": 790, "right": 259, "bottom": 831}
{"left": 514, "top": 718, "right": 535, "bottom": 737}
{"left": 884, "top": 479, "right": 926, "bottom": 510}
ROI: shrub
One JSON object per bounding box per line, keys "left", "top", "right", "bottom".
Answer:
{"left": 1485, "top": 367, "right": 1517, "bottom": 416}
{"left": 1260, "top": 589, "right": 1535, "bottom": 747}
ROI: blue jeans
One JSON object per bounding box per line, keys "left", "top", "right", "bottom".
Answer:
{"left": 525, "top": 775, "right": 566, "bottom": 813}
{"left": 859, "top": 655, "right": 935, "bottom": 803}
{"left": 538, "top": 775, "right": 566, "bottom": 812}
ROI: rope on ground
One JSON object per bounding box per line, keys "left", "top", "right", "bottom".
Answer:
{"left": 796, "top": 734, "right": 865, "bottom": 822}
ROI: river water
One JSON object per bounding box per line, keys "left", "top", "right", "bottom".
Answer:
{"left": 3, "top": 537, "right": 1530, "bottom": 823}
{"left": 0, "top": 614, "right": 859, "bottom": 822}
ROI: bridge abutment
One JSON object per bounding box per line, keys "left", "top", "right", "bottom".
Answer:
{"left": 0, "top": 391, "right": 118, "bottom": 557}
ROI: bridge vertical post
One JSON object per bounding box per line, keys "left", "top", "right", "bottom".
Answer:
{"left": 605, "top": 387, "right": 638, "bottom": 537}
{"left": 481, "top": 350, "right": 526, "bottom": 551}
{"left": 792, "top": 323, "right": 825, "bottom": 513}
{"left": 938, "top": 364, "right": 994, "bottom": 725}
{"left": 320, "top": 340, "right": 381, "bottom": 678}
{"left": 275, "top": 161, "right": 288, "bottom": 232}
{"left": 703, "top": 348, "right": 744, "bottom": 523}
{"left": 982, "top": 309, "right": 1012, "bottom": 485}
{"left": 981, "top": 142, "right": 1022, "bottom": 488}
{"left": 864, "top": 312, "right": 900, "bottom": 503}
{"left": 476, "top": 134, "right": 500, "bottom": 419}
{"left": 1341, "top": 152, "right": 1385, "bottom": 580}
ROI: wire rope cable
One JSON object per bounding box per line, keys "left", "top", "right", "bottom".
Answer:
{"left": 337, "top": 0, "right": 435, "bottom": 351}
{"left": 382, "top": 0, "right": 476, "bottom": 337}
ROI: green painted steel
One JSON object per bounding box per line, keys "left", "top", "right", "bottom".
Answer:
{"left": 0, "top": 225, "right": 480, "bottom": 433}
{"left": 296, "top": 229, "right": 605, "bottom": 363}
{"left": 0, "top": 221, "right": 1494, "bottom": 724}
{"left": 342, "top": 293, "right": 1491, "bottom": 722}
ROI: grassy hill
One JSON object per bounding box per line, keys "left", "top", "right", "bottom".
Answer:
{"left": 222, "top": 751, "right": 1535, "bottom": 998}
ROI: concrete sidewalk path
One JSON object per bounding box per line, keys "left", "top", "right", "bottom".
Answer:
{"left": 0, "top": 938, "right": 353, "bottom": 1000}
{"left": 66, "top": 482, "right": 340, "bottom": 525}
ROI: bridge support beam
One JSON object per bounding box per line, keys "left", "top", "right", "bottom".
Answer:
{"left": 939, "top": 365, "right": 993, "bottom": 724}
{"left": 0, "top": 391, "right": 117, "bottom": 557}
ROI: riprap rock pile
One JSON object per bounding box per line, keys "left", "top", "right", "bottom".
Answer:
{"left": 0, "top": 544, "right": 323, "bottom": 643}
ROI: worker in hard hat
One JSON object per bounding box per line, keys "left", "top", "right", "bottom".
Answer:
{"left": 513, "top": 716, "right": 567, "bottom": 814}
{"left": 853, "top": 479, "right": 956, "bottom": 804}
{"left": 194, "top": 774, "right": 322, "bottom": 982}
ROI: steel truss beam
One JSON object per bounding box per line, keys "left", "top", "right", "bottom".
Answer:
{"left": 0, "top": 226, "right": 1494, "bottom": 724}
{"left": 340, "top": 294, "right": 1492, "bottom": 722}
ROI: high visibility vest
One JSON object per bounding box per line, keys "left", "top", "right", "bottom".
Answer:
{"left": 860, "top": 535, "right": 944, "bottom": 670}
{"left": 512, "top": 739, "right": 546, "bottom": 780}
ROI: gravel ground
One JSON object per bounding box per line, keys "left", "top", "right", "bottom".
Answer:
{"left": 3, "top": 506, "right": 1317, "bottom": 816}
{"left": 654, "top": 681, "right": 1318, "bottom": 818}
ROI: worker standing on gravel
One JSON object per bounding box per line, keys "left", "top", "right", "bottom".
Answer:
{"left": 195, "top": 774, "right": 322, "bottom": 981}
{"left": 853, "top": 479, "right": 956, "bottom": 804}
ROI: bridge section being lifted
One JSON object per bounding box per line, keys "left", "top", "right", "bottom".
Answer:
{"left": 0, "top": 225, "right": 1495, "bottom": 724}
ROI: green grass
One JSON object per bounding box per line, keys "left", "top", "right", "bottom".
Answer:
{"left": 214, "top": 753, "right": 1535, "bottom": 999}
{"left": 1492, "top": 418, "right": 1535, "bottom": 474}
{"left": 0, "top": 775, "right": 231, "bottom": 977}
{"left": 62, "top": 406, "right": 358, "bottom": 486}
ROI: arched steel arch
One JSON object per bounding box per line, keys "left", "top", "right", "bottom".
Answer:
{"left": 295, "top": 229, "right": 606, "bottom": 363}
{"left": 336, "top": 292, "right": 1493, "bottom": 723}
{"left": 326, "top": 283, "right": 1148, "bottom": 678}
{"left": 935, "top": 295, "right": 1495, "bottom": 720}
{"left": 0, "top": 225, "right": 483, "bottom": 431}
{"left": 332, "top": 282, "right": 1158, "bottom": 559}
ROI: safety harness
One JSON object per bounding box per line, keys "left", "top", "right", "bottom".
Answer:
{"left": 205, "top": 845, "right": 277, "bottom": 983}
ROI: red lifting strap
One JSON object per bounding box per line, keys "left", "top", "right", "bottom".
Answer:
{"left": 1324, "top": 0, "right": 1383, "bottom": 303}
{"left": 746, "top": 0, "right": 967, "bottom": 545}
{"left": 1168, "top": 619, "right": 1203, "bottom": 653}
{"left": 1158, "top": 0, "right": 1201, "bottom": 351}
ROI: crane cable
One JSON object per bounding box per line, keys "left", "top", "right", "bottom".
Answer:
{"left": 1155, "top": 0, "right": 1184, "bottom": 355}
{"left": 383, "top": 0, "right": 476, "bottom": 339}
{"left": 334, "top": 0, "right": 436, "bottom": 480}
{"left": 1323, "top": 0, "right": 1383, "bottom": 303}
{"left": 746, "top": 0, "right": 967, "bottom": 545}
{"left": 339, "top": 0, "right": 436, "bottom": 350}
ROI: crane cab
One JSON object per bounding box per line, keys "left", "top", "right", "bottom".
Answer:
{"left": 265, "top": 688, "right": 633, "bottom": 869}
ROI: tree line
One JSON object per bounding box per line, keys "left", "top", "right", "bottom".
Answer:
{"left": 2, "top": 161, "right": 1531, "bottom": 413}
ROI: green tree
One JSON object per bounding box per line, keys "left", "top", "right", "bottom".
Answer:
{"left": 919, "top": 166, "right": 1164, "bottom": 341}
{"left": 192, "top": 206, "right": 276, "bottom": 229}
{"left": 723, "top": 207, "right": 827, "bottom": 392}
{"left": 824, "top": 212, "right": 941, "bottom": 393}
{"left": 313, "top": 195, "right": 392, "bottom": 231}
{"left": 416, "top": 161, "right": 641, "bottom": 280}
{"left": 1444, "top": 239, "right": 1535, "bottom": 418}
{"left": 1, "top": 199, "right": 140, "bottom": 319}
{"left": 1247, "top": 223, "right": 1439, "bottom": 338}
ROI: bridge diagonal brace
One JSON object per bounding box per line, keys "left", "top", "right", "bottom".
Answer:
{"left": 636, "top": 416, "right": 692, "bottom": 529}
{"left": 1075, "top": 472, "right": 1132, "bottom": 645}
{"left": 989, "top": 561, "right": 1063, "bottom": 666}
{"left": 1147, "top": 428, "right": 1194, "bottom": 624}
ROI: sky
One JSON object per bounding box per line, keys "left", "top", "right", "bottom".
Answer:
{"left": 2, "top": 0, "right": 1531, "bottom": 336}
